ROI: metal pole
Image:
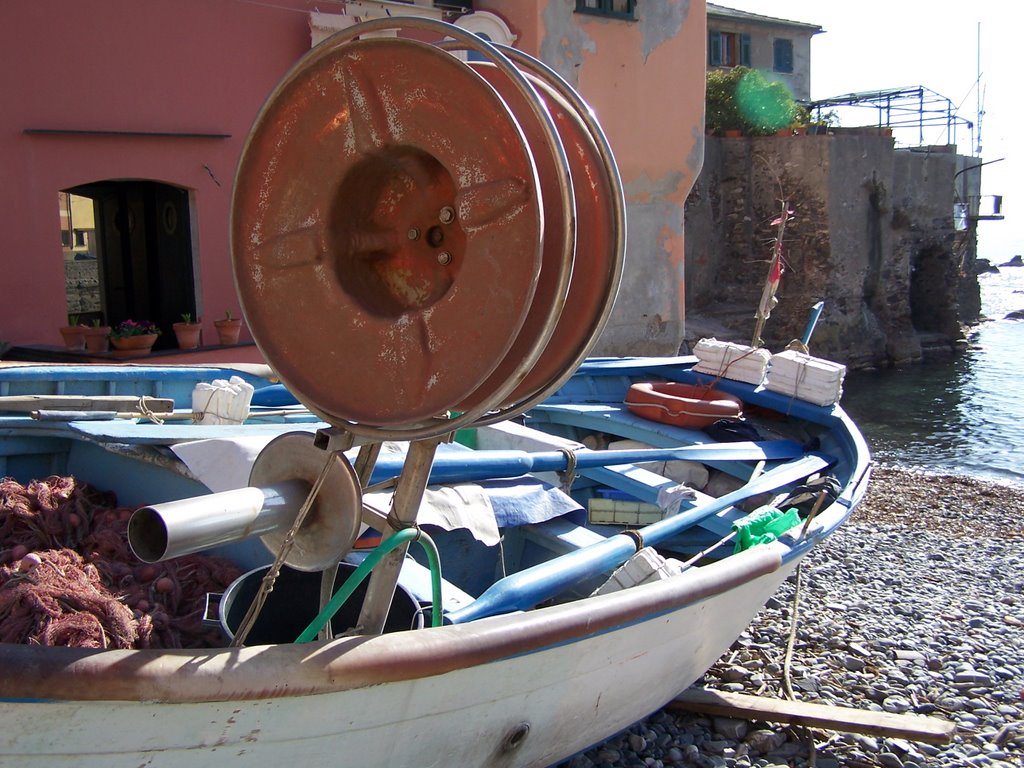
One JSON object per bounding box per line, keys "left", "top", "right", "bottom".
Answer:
{"left": 356, "top": 437, "right": 441, "bottom": 634}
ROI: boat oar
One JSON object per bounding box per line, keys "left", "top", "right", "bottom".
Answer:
{"left": 31, "top": 410, "right": 198, "bottom": 422}
{"left": 0, "top": 395, "right": 174, "bottom": 414}
{"left": 367, "top": 439, "right": 807, "bottom": 486}
{"left": 446, "top": 452, "right": 832, "bottom": 624}
{"left": 30, "top": 408, "right": 306, "bottom": 422}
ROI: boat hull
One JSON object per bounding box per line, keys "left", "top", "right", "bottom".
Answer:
{"left": 0, "top": 549, "right": 792, "bottom": 768}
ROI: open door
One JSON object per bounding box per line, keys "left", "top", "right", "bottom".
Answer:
{"left": 66, "top": 180, "right": 197, "bottom": 349}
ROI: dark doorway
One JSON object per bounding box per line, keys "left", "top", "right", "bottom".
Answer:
{"left": 66, "top": 180, "right": 197, "bottom": 350}
{"left": 909, "top": 244, "right": 958, "bottom": 338}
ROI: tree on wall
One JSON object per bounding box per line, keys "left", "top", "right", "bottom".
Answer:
{"left": 705, "top": 66, "right": 804, "bottom": 136}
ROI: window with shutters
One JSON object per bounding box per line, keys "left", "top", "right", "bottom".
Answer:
{"left": 773, "top": 38, "right": 794, "bottom": 73}
{"left": 708, "top": 31, "right": 751, "bottom": 68}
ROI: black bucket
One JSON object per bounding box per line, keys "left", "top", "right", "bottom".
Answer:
{"left": 220, "top": 562, "right": 423, "bottom": 645}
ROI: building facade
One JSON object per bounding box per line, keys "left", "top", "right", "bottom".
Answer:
{"left": 706, "top": 3, "right": 821, "bottom": 102}
{"left": 2, "top": 0, "right": 707, "bottom": 358}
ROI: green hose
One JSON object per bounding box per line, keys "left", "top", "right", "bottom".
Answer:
{"left": 295, "top": 528, "right": 443, "bottom": 643}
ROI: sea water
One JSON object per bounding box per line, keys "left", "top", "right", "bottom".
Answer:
{"left": 841, "top": 267, "right": 1024, "bottom": 486}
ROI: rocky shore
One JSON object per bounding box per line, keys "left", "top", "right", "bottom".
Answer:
{"left": 566, "top": 466, "right": 1024, "bottom": 768}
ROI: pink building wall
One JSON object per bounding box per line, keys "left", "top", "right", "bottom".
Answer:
{"left": 476, "top": 0, "right": 708, "bottom": 355}
{"left": 2, "top": 0, "right": 707, "bottom": 357}
{"left": 2, "top": 0, "right": 319, "bottom": 348}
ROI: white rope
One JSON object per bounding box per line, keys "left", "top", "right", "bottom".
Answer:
{"left": 136, "top": 396, "right": 165, "bottom": 425}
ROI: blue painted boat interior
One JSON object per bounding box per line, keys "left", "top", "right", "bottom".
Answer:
{"left": 0, "top": 358, "right": 870, "bottom": 626}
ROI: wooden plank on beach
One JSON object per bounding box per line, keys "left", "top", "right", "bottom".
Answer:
{"left": 0, "top": 395, "right": 174, "bottom": 413}
{"left": 669, "top": 689, "right": 956, "bottom": 745}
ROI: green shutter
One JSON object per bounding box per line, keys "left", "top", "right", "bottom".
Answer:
{"left": 709, "top": 31, "right": 722, "bottom": 66}
{"left": 740, "top": 33, "right": 751, "bottom": 67}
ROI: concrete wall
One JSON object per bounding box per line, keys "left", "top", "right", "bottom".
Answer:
{"left": 685, "top": 132, "right": 977, "bottom": 368}
{"left": 476, "top": 0, "right": 708, "bottom": 356}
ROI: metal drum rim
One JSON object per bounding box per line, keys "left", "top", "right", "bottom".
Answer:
{"left": 230, "top": 17, "right": 575, "bottom": 440}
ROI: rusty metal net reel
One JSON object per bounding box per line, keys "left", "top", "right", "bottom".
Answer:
{"left": 231, "top": 17, "right": 624, "bottom": 441}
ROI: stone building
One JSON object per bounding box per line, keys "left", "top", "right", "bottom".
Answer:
{"left": 688, "top": 5, "right": 987, "bottom": 369}
{"left": 684, "top": 133, "right": 983, "bottom": 368}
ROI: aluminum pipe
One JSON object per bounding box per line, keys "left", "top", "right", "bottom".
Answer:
{"left": 128, "top": 481, "right": 309, "bottom": 563}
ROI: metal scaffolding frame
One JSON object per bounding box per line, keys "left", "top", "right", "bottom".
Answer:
{"left": 809, "top": 86, "right": 974, "bottom": 148}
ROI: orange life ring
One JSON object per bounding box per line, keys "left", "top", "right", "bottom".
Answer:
{"left": 624, "top": 382, "right": 743, "bottom": 429}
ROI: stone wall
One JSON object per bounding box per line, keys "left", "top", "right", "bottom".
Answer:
{"left": 684, "top": 132, "right": 980, "bottom": 368}
{"left": 64, "top": 256, "right": 101, "bottom": 317}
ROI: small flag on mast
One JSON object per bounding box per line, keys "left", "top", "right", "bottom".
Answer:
{"left": 752, "top": 202, "right": 793, "bottom": 348}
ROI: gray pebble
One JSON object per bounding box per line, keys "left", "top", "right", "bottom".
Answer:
{"left": 572, "top": 467, "right": 1024, "bottom": 768}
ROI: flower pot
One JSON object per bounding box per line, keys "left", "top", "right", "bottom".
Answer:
{"left": 724, "top": 129, "right": 743, "bottom": 138}
{"left": 59, "top": 325, "right": 86, "bottom": 351}
{"left": 110, "top": 333, "right": 158, "bottom": 355}
{"left": 173, "top": 322, "right": 202, "bottom": 350}
{"left": 83, "top": 326, "right": 111, "bottom": 354}
{"left": 214, "top": 318, "right": 242, "bottom": 346}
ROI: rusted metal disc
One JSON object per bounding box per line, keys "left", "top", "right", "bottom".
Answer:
{"left": 249, "top": 432, "right": 362, "bottom": 572}
{"left": 473, "top": 47, "right": 625, "bottom": 421}
{"left": 498, "top": 67, "right": 619, "bottom": 406}
{"left": 232, "top": 36, "right": 542, "bottom": 427}
{"left": 456, "top": 62, "right": 575, "bottom": 411}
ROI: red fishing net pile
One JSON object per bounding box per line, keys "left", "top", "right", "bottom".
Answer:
{"left": 0, "top": 475, "right": 241, "bottom": 650}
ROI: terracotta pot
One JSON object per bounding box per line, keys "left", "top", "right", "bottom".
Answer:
{"left": 110, "top": 333, "right": 158, "bottom": 355}
{"left": 59, "top": 325, "right": 86, "bottom": 351}
{"left": 83, "top": 326, "right": 111, "bottom": 354}
{"left": 214, "top": 318, "right": 242, "bottom": 345}
{"left": 173, "top": 322, "right": 202, "bottom": 350}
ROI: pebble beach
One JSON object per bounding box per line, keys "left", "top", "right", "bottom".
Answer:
{"left": 567, "top": 466, "right": 1024, "bottom": 768}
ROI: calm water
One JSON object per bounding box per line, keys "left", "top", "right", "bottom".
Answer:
{"left": 841, "top": 268, "right": 1024, "bottom": 486}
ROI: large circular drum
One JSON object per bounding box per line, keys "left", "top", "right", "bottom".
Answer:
{"left": 231, "top": 18, "right": 624, "bottom": 439}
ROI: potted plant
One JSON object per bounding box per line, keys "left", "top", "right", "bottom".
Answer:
{"left": 173, "top": 312, "right": 202, "bottom": 350}
{"left": 109, "top": 319, "right": 161, "bottom": 355}
{"left": 59, "top": 314, "right": 86, "bottom": 351}
{"left": 705, "top": 67, "right": 802, "bottom": 137}
{"left": 82, "top": 318, "right": 112, "bottom": 354}
{"left": 214, "top": 310, "right": 242, "bottom": 345}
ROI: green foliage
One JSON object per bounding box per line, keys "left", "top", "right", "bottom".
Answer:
{"left": 705, "top": 67, "right": 746, "bottom": 135}
{"left": 705, "top": 67, "right": 801, "bottom": 136}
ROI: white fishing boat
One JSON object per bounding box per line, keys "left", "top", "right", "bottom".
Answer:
{"left": 0, "top": 18, "right": 869, "bottom": 767}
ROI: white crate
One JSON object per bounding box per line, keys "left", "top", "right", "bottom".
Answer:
{"left": 693, "top": 338, "right": 770, "bottom": 385}
{"left": 765, "top": 349, "right": 846, "bottom": 406}
{"left": 588, "top": 497, "right": 665, "bottom": 526}
{"left": 591, "top": 547, "right": 683, "bottom": 596}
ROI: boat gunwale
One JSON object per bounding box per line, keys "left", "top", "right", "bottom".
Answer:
{"left": 0, "top": 547, "right": 782, "bottom": 704}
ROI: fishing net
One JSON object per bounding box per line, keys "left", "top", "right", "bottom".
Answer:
{"left": 0, "top": 475, "right": 240, "bottom": 649}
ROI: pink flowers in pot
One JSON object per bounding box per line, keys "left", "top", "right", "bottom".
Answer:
{"left": 109, "top": 319, "right": 161, "bottom": 339}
